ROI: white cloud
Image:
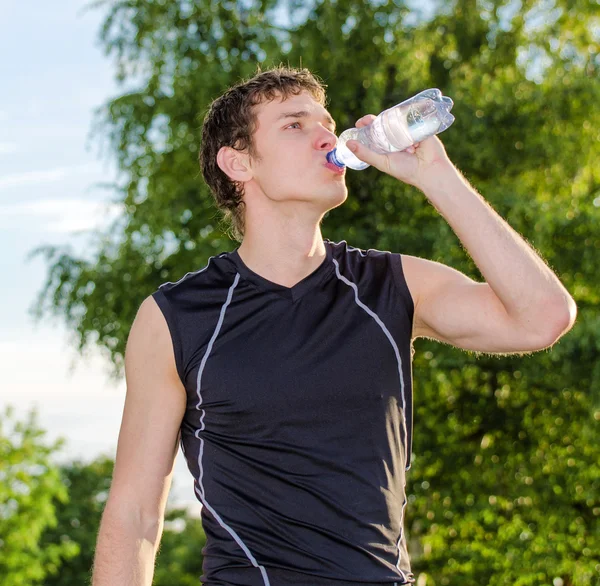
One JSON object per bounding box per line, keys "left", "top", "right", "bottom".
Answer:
{"left": 0, "top": 335, "right": 123, "bottom": 398}
{"left": 0, "top": 197, "right": 124, "bottom": 233}
{"left": 0, "top": 163, "right": 98, "bottom": 190}
{"left": 23, "top": 97, "right": 44, "bottom": 118}
{"left": 0, "top": 142, "right": 17, "bottom": 154}
{"left": 0, "top": 332, "right": 124, "bottom": 460}
{"left": 0, "top": 330, "right": 197, "bottom": 510}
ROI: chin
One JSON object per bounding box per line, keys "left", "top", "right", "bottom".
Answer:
{"left": 322, "top": 186, "right": 348, "bottom": 211}
{"left": 285, "top": 183, "right": 347, "bottom": 212}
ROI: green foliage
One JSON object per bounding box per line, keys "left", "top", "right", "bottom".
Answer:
{"left": 407, "top": 346, "right": 600, "bottom": 585}
{"left": 31, "top": 0, "right": 600, "bottom": 583}
{"left": 154, "top": 509, "right": 206, "bottom": 586}
{"left": 40, "top": 457, "right": 114, "bottom": 586}
{"left": 0, "top": 408, "right": 78, "bottom": 585}
{"left": 37, "top": 456, "right": 207, "bottom": 585}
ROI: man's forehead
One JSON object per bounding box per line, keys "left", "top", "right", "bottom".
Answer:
{"left": 256, "top": 92, "right": 332, "bottom": 123}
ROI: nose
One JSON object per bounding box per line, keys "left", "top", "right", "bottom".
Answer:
{"left": 316, "top": 125, "right": 337, "bottom": 151}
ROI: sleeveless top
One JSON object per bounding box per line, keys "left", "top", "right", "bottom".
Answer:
{"left": 152, "top": 239, "right": 416, "bottom": 585}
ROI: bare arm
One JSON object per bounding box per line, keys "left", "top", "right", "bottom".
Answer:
{"left": 347, "top": 123, "right": 577, "bottom": 353}
{"left": 411, "top": 153, "right": 576, "bottom": 346}
{"left": 402, "top": 255, "right": 573, "bottom": 353}
{"left": 92, "top": 296, "right": 186, "bottom": 586}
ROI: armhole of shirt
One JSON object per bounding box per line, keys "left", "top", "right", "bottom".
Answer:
{"left": 151, "top": 288, "right": 186, "bottom": 386}
{"left": 388, "top": 252, "right": 415, "bottom": 328}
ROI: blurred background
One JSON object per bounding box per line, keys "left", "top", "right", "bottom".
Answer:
{"left": 0, "top": 0, "right": 598, "bottom": 584}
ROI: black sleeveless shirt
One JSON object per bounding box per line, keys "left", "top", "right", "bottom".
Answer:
{"left": 153, "top": 239, "right": 415, "bottom": 585}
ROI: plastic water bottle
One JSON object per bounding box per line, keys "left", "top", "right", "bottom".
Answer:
{"left": 326, "top": 88, "right": 455, "bottom": 170}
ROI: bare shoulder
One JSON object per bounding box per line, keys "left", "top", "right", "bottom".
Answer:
{"left": 106, "top": 295, "right": 186, "bottom": 518}
{"left": 399, "top": 253, "right": 462, "bottom": 305}
{"left": 123, "top": 293, "right": 185, "bottom": 435}
{"left": 398, "top": 254, "right": 478, "bottom": 341}
{"left": 126, "top": 295, "right": 173, "bottom": 363}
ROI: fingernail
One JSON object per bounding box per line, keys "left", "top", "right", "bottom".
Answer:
{"left": 348, "top": 142, "right": 357, "bottom": 152}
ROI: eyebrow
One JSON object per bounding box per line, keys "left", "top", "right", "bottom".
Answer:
{"left": 276, "top": 110, "right": 336, "bottom": 131}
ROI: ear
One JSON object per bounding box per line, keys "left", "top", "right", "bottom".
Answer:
{"left": 216, "top": 146, "right": 253, "bottom": 182}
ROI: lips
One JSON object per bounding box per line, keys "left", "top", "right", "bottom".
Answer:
{"left": 324, "top": 162, "right": 346, "bottom": 175}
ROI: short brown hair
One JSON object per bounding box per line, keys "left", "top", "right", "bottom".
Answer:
{"left": 199, "top": 66, "right": 327, "bottom": 242}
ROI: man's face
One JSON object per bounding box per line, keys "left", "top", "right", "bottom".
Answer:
{"left": 244, "top": 91, "right": 347, "bottom": 213}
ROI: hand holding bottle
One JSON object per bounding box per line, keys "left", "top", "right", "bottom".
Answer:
{"left": 326, "top": 88, "right": 455, "bottom": 184}
{"left": 347, "top": 116, "right": 453, "bottom": 189}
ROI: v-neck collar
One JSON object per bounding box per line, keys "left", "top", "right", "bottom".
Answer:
{"left": 229, "top": 240, "right": 335, "bottom": 302}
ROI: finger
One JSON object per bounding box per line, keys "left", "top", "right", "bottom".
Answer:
{"left": 346, "top": 139, "right": 393, "bottom": 171}
{"left": 355, "top": 114, "right": 376, "bottom": 128}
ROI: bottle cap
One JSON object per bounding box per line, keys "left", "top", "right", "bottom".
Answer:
{"left": 326, "top": 149, "right": 345, "bottom": 168}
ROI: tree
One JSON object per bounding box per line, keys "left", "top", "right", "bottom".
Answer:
{"left": 0, "top": 408, "right": 78, "bottom": 585}
{"left": 40, "top": 456, "right": 207, "bottom": 585}
{"left": 32, "top": 1, "right": 599, "bottom": 583}
{"left": 41, "top": 456, "right": 113, "bottom": 585}
{"left": 153, "top": 508, "right": 206, "bottom": 586}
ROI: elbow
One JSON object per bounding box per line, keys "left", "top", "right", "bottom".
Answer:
{"left": 531, "top": 295, "right": 578, "bottom": 349}
{"left": 102, "top": 495, "right": 165, "bottom": 547}
{"left": 551, "top": 294, "right": 578, "bottom": 338}
{"left": 564, "top": 295, "right": 578, "bottom": 331}
{"left": 138, "top": 511, "right": 164, "bottom": 547}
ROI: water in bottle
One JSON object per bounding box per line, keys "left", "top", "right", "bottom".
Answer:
{"left": 327, "top": 88, "right": 455, "bottom": 170}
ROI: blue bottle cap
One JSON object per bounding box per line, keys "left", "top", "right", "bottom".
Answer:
{"left": 326, "top": 149, "right": 345, "bottom": 168}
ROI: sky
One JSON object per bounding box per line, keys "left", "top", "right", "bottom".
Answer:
{"left": 0, "top": 0, "right": 439, "bottom": 519}
{"left": 0, "top": 0, "right": 195, "bottom": 509}
{"left": 2, "top": 0, "right": 588, "bottom": 518}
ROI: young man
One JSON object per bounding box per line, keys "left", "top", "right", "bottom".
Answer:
{"left": 91, "top": 67, "right": 576, "bottom": 585}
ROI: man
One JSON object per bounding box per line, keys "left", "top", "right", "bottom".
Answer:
{"left": 91, "top": 67, "right": 576, "bottom": 585}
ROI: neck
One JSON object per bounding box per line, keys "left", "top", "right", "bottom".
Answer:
{"left": 237, "top": 219, "right": 327, "bottom": 289}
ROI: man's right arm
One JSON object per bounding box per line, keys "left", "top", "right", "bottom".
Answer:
{"left": 91, "top": 295, "right": 187, "bottom": 586}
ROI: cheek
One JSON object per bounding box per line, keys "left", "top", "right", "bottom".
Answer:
{"left": 252, "top": 143, "right": 320, "bottom": 197}
{"left": 255, "top": 166, "right": 294, "bottom": 198}
{"left": 268, "top": 159, "right": 312, "bottom": 192}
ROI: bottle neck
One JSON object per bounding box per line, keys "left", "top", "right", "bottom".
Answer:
{"left": 326, "top": 149, "right": 345, "bottom": 168}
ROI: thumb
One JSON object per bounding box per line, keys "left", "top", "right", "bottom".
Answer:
{"left": 347, "top": 140, "right": 362, "bottom": 155}
{"left": 346, "top": 139, "right": 376, "bottom": 164}
{"left": 346, "top": 139, "right": 387, "bottom": 169}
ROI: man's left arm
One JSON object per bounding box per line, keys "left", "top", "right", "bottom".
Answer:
{"left": 347, "top": 123, "right": 577, "bottom": 354}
